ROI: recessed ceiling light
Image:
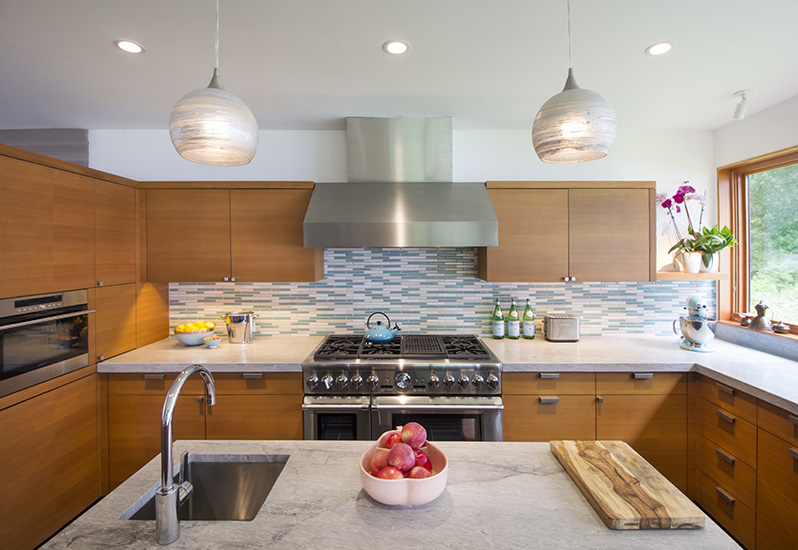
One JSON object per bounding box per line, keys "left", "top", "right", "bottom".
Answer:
{"left": 383, "top": 40, "right": 410, "bottom": 55}
{"left": 114, "top": 40, "right": 145, "bottom": 54}
{"left": 644, "top": 41, "right": 673, "bottom": 56}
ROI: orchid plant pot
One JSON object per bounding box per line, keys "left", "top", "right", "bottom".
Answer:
{"left": 681, "top": 252, "right": 703, "bottom": 274}
{"left": 699, "top": 252, "right": 719, "bottom": 273}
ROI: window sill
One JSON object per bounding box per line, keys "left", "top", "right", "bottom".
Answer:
{"left": 716, "top": 320, "right": 798, "bottom": 361}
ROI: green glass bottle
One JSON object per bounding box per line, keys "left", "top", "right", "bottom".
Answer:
{"left": 522, "top": 298, "right": 535, "bottom": 339}
{"left": 507, "top": 298, "right": 520, "bottom": 339}
{"left": 491, "top": 299, "right": 505, "bottom": 339}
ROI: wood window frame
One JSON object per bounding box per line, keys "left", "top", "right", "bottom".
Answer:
{"left": 717, "top": 145, "right": 798, "bottom": 334}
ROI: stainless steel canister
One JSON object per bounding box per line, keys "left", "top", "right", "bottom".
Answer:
{"left": 221, "top": 311, "right": 258, "bottom": 344}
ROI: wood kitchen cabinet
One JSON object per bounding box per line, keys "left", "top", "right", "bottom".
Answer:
{"left": 94, "top": 283, "right": 137, "bottom": 362}
{"left": 95, "top": 179, "right": 136, "bottom": 286}
{"left": 145, "top": 184, "right": 323, "bottom": 283}
{"left": 478, "top": 182, "right": 656, "bottom": 283}
{"left": 0, "top": 372, "right": 101, "bottom": 550}
{"left": 107, "top": 372, "right": 303, "bottom": 490}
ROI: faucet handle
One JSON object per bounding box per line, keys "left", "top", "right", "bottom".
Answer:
{"left": 177, "top": 451, "right": 193, "bottom": 505}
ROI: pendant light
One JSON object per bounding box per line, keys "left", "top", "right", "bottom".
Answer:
{"left": 169, "top": 0, "right": 258, "bottom": 166}
{"left": 532, "top": 0, "right": 616, "bottom": 163}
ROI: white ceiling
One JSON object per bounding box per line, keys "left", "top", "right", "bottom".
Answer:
{"left": 1, "top": 0, "right": 797, "bottom": 132}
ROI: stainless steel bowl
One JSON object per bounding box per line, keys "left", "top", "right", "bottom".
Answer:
{"left": 673, "top": 316, "right": 717, "bottom": 352}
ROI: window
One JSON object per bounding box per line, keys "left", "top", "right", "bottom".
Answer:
{"left": 718, "top": 146, "right": 798, "bottom": 332}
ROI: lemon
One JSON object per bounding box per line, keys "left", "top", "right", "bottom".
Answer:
{"left": 176, "top": 324, "right": 186, "bottom": 332}
{"left": 205, "top": 322, "right": 215, "bottom": 329}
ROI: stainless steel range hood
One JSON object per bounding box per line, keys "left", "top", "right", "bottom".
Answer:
{"left": 303, "top": 117, "right": 498, "bottom": 248}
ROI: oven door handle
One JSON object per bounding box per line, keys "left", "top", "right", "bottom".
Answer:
{"left": 0, "top": 309, "right": 95, "bottom": 332}
{"left": 373, "top": 403, "right": 504, "bottom": 411}
{"left": 302, "top": 404, "right": 370, "bottom": 411}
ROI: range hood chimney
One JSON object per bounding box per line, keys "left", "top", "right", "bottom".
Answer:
{"left": 303, "top": 117, "right": 498, "bottom": 248}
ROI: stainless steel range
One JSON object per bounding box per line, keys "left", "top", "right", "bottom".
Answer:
{"left": 302, "top": 334, "right": 503, "bottom": 442}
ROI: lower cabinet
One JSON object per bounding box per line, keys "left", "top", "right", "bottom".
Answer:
{"left": 107, "top": 372, "right": 302, "bottom": 490}
{"left": 0, "top": 372, "right": 101, "bottom": 550}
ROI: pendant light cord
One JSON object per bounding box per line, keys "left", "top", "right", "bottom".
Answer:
{"left": 566, "top": 0, "right": 572, "bottom": 69}
{"left": 215, "top": 0, "right": 220, "bottom": 70}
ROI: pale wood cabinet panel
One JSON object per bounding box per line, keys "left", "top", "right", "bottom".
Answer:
{"left": 95, "top": 283, "right": 137, "bottom": 362}
{"left": 136, "top": 282, "right": 169, "bottom": 348}
{"left": 698, "top": 434, "right": 756, "bottom": 508}
{"left": 597, "top": 394, "right": 688, "bottom": 492}
{"left": 503, "top": 372, "right": 595, "bottom": 395}
{"left": 0, "top": 374, "right": 100, "bottom": 550}
{"left": 756, "top": 428, "right": 798, "bottom": 550}
{"left": 697, "top": 374, "right": 758, "bottom": 425}
{"left": 212, "top": 372, "right": 302, "bottom": 395}
{"left": 503, "top": 395, "right": 596, "bottom": 442}
{"left": 698, "top": 397, "right": 757, "bottom": 469}
{"left": 0, "top": 155, "right": 95, "bottom": 298}
{"left": 206, "top": 394, "right": 303, "bottom": 440}
{"left": 146, "top": 189, "right": 231, "bottom": 282}
{"left": 758, "top": 399, "right": 798, "bottom": 446}
{"left": 702, "top": 472, "right": 756, "bottom": 550}
{"left": 230, "top": 189, "right": 323, "bottom": 282}
{"left": 95, "top": 180, "right": 136, "bottom": 286}
{"left": 568, "top": 188, "right": 653, "bottom": 282}
{"left": 596, "top": 372, "right": 687, "bottom": 395}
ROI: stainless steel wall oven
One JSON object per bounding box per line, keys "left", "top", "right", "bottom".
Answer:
{"left": 0, "top": 290, "right": 91, "bottom": 397}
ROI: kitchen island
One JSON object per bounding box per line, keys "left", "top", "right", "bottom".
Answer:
{"left": 42, "top": 440, "right": 739, "bottom": 550}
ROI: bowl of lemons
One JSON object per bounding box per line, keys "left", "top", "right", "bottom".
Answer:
{"left": 174, "top": 321, "right": 216, "bottom": 346}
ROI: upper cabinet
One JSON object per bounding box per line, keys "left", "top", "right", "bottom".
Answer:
{"left": 145, "top": 184, "right": 324, "bottom": 283}
{"left": 478, "top": 182, "right": 656, "bottom": 283}
{"left": 95, "top": 180, "right": 136, "bottom": 286}
{"left": 0, "top": 155, "right": 95, "bottom": 299}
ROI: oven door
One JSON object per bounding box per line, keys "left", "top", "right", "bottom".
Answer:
{"left": 302, "top": 396, "right": 371, "bottom": 440}
{"left": 372, "top": 395, "right": 503, "bottom": 442}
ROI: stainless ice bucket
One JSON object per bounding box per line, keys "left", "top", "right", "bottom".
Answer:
{"left": 221, "top": 311, "right": 258, "bottom": 344}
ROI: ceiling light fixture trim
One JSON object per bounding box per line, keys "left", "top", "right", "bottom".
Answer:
{"left": 114, "top": 40, "right": 145, "bottom": 54}
{"left": 383, "top": 40, "right": 410, "bottom": 55}
{"left": 644, "top": 41, "right": 673, "bottom": 56}
{"left": 168, "top": 0, "right": 259, "bottom": 166}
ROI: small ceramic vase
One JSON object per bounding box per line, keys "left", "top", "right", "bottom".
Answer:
{"left": 682, "top": 252, "right": 703, "bottom": 274}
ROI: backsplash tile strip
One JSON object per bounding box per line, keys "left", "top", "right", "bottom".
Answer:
{"left": 170, "top": 248, "right": 716, "bottom": 337}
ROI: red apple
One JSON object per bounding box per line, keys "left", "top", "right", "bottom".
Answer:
{"left": 387, "top": 442, "right": 415, "bottom": 472}
{"left": 407, "top": 466, "right": 431, "bottom": 479}
{"left": 401, "top": 422, "right": 427, "bottom": 449}
{"left": 370, "top": 449, "right": 389, "bottom": 477}
{"left": 413, "top": 448, "right": 432, "bottom": 472}
{"left": 377, "top": 466, "right": 404, "bottom": 480}
{"left": 384, "top": 432, "right": 402, "bottom": 449}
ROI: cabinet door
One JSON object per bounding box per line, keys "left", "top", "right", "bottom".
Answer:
{"left": 597, "top": 394, "right": 687, "bottom": 492}
{"left": 206, "top": 394, "right": 303, "bottom": 440}
{"left": 757, "top": 428, "right": 798, "bottom": 550}
{"left": 230, "top": 189, "right": 323, "bottom": 282}
{"left": 95, "top": 283, "right": 137, "bottom": 362}
{"left": 569, "top": 188, "right": 653, "bottom": 282}
{"left": 95, "top": 180, "right": 136, "bottom": 286}
{"left": 478, "top": 188, "right": 569, "bottom": 282}
{"left": 0, "top": 156, "right": 95, "bottom": 298}
{"left": 146, "top": 189, "right": 231, "bottom": 282}
{"left": 503, "top": 395, "right": 596, "bottom": 441}
{"left": 0, "top": 374, "right": 100, "bottom": 550}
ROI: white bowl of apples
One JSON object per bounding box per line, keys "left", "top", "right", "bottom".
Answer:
{"left": 359, "top": 422, "right": 448, "bottom": 506}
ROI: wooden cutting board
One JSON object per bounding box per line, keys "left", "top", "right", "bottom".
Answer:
{"left": 550, "top": 440, "right": 705, "bottom": 530}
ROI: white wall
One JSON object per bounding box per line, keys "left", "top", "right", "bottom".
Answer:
{"left": 88, "top": 126, "right": 715, "bottom": 269}
{"left": 714, "top": 95, "right": 798, "bottom": 167}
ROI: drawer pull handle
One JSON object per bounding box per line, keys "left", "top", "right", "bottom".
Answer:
{"left": 788, "top": 414, "right": 798, "bottom": 426}
{"left": 789, "top": 448, "right": 798, "bottom": 461}
{"left": 597, "top": 396, "right": 604, "bottom": 403}
{"left": 715, "top": 487, "right": 735, "bottom": 505}
{"left": 539, "top": 397, "right": 560, "bottom": 404}
{"left": 242, "top": 373, "right": 263, "bottom": 380}
{"left": 715, "top": 448, "right": 736, "bottom": 465}
{"left": 715, "top": 382, "right": 735, "bottom": 395}
{"left": 716, "top": 409, "right": 736, "bottom": 424}
{"left": 539, "top": 373, "right": 560, "bottom": 379}
{"left": 633, "top": 373, "right": 654, "bottom": 380}
{"left": 144, "top": 373, "right": 165, "bottom": 380}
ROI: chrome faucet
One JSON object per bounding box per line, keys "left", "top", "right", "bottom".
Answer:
{"left": 156, "top": 365, "right": 216, "bottom": 545}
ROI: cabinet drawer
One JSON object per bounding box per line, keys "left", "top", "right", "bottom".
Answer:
{"left": 502, "top": 395, "right": 596, "bottom": 442}
{"left": 503, "top": 372, "right": 595, "bottom": 395}
{"left": 108, "top": 373, "right": 204, "bottom": 395}
{"left": 757, "top": 429, "right": 798, "bottom": 550}
{"left": 698, "top": 435, "right": 756, "bottom": 509}
{"left": 701, "top": 473, "right": 755, "bottom": 550}
{"left": 213, "top": 372, "right": 302, "bottom": 395}
{"left": 699, "top": 397, "right": 757, "bottom": 468}
{"left": 697, "top": 375, "right": 757, "bottom": 424}
{"left": 596, "top": 372, "right": 686, "bottom": 395}
{"left": 758, "top": 399, "right": 798, "bottom": 446}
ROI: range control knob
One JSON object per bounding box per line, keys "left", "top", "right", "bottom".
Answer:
{"left": 350, "top": 373, "right": 363, "bottom": 390}
{"left": 306, "top": 374, "right": 319, "bottom": 390}
{"left": 321, "top": 374, "right": 334, "bottom": 390}
{"left": 443, "top": 374, "right": 456, "bottom": 390}
{"left": 335, "top": 373, "right": 348, "bottom": 390}
{"left": 458, "top": 374, "right": 471, "bottom": 390}
{"left": 366, "top": 373, "right": 379, "bottom": 391}
{"left": 427, "top": 373, "right": 440, "bottom": 389}
{"left": 472, "top": 374, "right": 484, "bottom": 389}
{"left": 487, "top": 373, "right": 500, "bottom": 390}
{"left": 395, "top": 372, "right": 412, "bottom": 391}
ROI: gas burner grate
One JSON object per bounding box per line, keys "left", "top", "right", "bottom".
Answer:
{"left": 402, "top": 335, "right": 446, "bottom": 356}
{"left": 440, "top": 335, "right": 492, "bottom": 360}
{"left": 358, "top": 338, "right": 402, "bottom": 356}
{"left": 313, "top": 334, "right": 494, "bottom": 361}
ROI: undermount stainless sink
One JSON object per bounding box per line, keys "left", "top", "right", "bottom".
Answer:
{"left": 123, "top": 454, "right": 288, "bottom": 522}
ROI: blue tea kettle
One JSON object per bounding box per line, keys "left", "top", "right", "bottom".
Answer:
{"left": 364, "top": 312, "right": 401, "bottom": 343}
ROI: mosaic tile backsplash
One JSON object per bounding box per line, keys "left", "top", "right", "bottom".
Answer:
{"left": 170, "top": 248, "right": 716, "bottom": 337}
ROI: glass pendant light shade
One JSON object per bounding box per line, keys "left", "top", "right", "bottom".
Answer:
{"left": 532, "top": 68, "right": 617, "bottom": 163}
{"left": 169, "top": 69, "right": 258, "bottom": 166}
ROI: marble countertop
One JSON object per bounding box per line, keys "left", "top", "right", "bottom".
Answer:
{"left": 41, "top": 440, "right": 739, "bottom": 550}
